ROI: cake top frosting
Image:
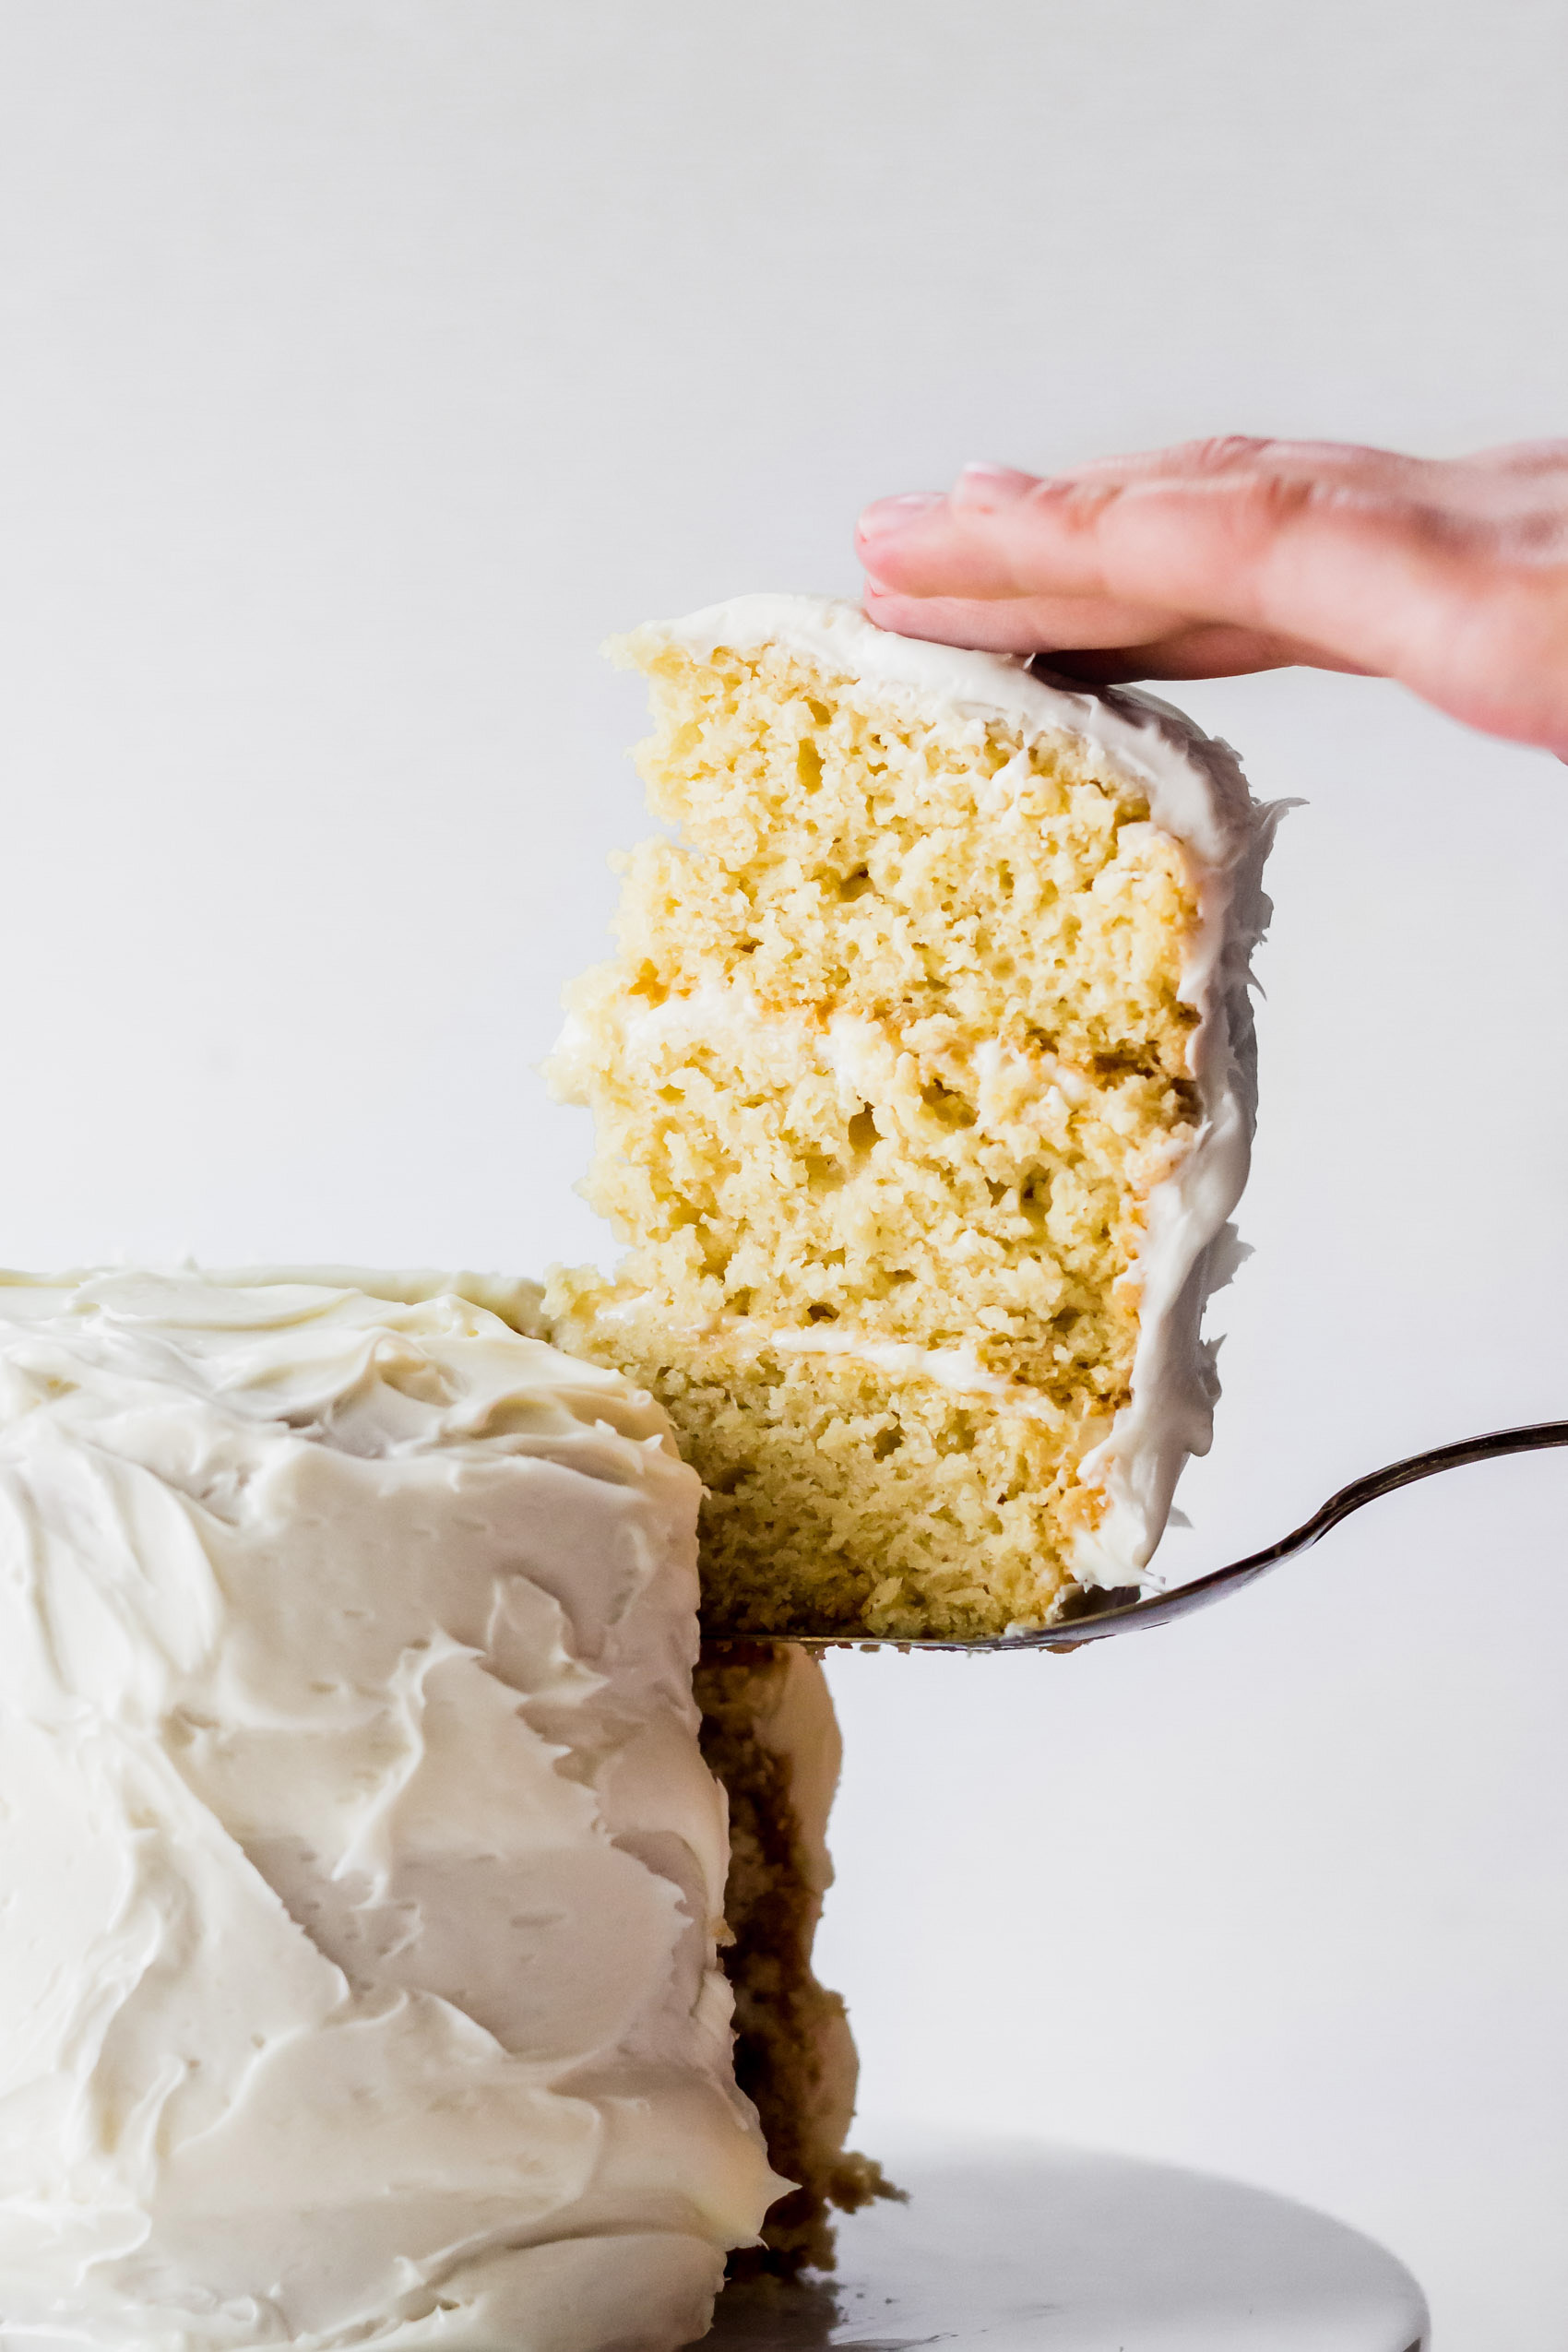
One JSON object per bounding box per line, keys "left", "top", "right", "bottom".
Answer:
{"left": 0, "top": 1266, "right": 663, "bottom": 1456}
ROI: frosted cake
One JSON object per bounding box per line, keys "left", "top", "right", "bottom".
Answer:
{"left": 0, "top": 599, "right": 1277, "bottom": 2351}
{"left": 546, "top": 596, "right": 1278, "bottom": 1640}
{"left": 0, "top": 1271, "right": 867, "bottom": 2351}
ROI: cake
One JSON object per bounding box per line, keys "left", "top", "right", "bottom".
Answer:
{"left": 0, "top": 1269, "right": 866, "bottom": 2350}
{"left": 0, "top": 600, "right": 1277, "bottom": 2348}
{"left": 545, "top": 596, "right": 1280, "bottom": 1640}
{"left": 693, "top": 1644, "right": 886, "bottom": 2273}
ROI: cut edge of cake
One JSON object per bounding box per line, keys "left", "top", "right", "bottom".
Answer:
{"left": 543, "top": 596, "right": 1288, "bottom": 1637}
{"left": 695, "top": 1639, "right": 897, "bottom": 2274}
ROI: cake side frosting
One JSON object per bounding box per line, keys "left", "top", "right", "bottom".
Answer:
{"left": 0, "top": 1271, "right": 781, "bottom": 2350}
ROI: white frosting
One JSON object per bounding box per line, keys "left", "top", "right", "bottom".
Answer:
{"left": 616, "top": 597, "right": 1284, "bottom": 1594}
{"left": 0, "top": 1272, "right": 780, "bottom": 2351}
{"left": 765, "top": 1329, "right": 1051, "bottom": 1407}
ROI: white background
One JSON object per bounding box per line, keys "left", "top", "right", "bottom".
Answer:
{"left": 2, "top": 5, "right": 1565, "bottom": 2343}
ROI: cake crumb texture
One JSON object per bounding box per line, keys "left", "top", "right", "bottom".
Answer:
{"left": 547, "top": 612, "right": 1258, "bottom": 1638}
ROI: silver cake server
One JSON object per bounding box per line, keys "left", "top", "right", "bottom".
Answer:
{"left": 715, "top": 1419, "right": 1568, "bottom": 1655}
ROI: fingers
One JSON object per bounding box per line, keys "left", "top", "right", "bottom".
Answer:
{"left": 855, "top": 440, "right": 1568, "bottom": 742}
{"left": 861, "top": 568, "right": 1366, "bottom": 684}
{"left": 861, "top": 573, "right": 1188, "bottom": 655}
{"left": 1039, "top": 626, "right": 1372, "bottom": 687}
{"left": 1019, "top": 436, "right": 1408, "bottom": 490}
{"left": 856, "top": 445, "right": 1463, "bottom": 670}
{"left": 856, "top": 439, "right": 1568, "bottom": 753}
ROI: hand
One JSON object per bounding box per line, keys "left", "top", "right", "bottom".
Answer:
{"left": 855, "top": 438, "right": 1568, "bottom": 758}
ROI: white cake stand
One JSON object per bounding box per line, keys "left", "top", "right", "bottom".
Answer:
{"left": 704, "top": 2136, "right": 1430, "bottom": 2351}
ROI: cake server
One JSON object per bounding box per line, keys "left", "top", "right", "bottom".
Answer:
{"left": 733, "top": 1417, "right": 1568, "bottom": 1654}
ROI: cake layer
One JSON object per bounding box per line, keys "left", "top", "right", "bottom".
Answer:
{"left": 602, "top": 624, "right": 1205, "bottom": 1070}
{"left": 551, "top": 969, "right": 1177, "bottom": 1387}
{"left": 549, "top": 598, "right": 1278, "bottom": 1632}
{"left": 545, "top": 1292, "right": 1105, "bottom": 1638}
{"left": 0, "top": 1271, "right": 779, "bottom": 2352}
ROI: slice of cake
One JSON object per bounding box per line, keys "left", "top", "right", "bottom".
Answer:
{"left": 545, "top": 597, "right": 1280, "bottom": 1641}
{"left": 0, "top": 1269, "right": 863, "bottom": 2350}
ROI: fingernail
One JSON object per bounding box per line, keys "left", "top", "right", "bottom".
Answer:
{"left": 857, "top": 492, "right": 944, "bottom": 539}
{"left": 862, "top": 570, "right": 895, "bottom": 597}
{"left": 951, "top": 461, "right": 1038, "bottom": 510}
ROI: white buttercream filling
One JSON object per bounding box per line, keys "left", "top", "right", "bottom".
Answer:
{"left": 553, "top": 980, "right": 1099, "bottom": 1144}
{"left": 764, "top": 1328, "right": 1051, "bottom": 1406}
{"left": 0, "top": 1271, "right": 780, "bottom": 2352}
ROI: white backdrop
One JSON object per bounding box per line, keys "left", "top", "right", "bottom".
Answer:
{"left": 2, "top": 6, "right": 1566, "bottom": 2344}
